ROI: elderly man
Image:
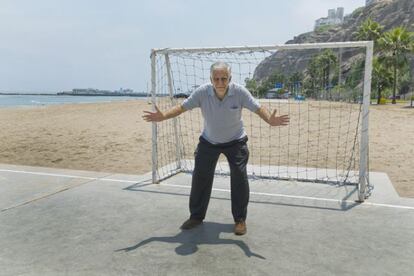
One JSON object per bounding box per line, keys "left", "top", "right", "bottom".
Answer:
{"left": 143, "top": 61, "right": 289, "bottom": 235}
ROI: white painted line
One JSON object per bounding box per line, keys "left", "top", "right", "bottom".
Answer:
{"left": 159, "top": 183, "right": 414, "bottom": 210}
{"left": 161, "top": 183, "right": 348, "bottom": 203}
{"left": 0, "top": 169, "right": 141, "bottom": 184}
{"left": 2, "top": 168, "right": 414, "bottom": 210}
{"left": 362, "top": 202, "right": 414, "bottom": 210}
{"left": 0, "top": 169, "right": 98, "bottom": 180}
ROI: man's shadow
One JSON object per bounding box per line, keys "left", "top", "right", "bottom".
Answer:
{"left": 115, "top": 221, "right": 265, "bottom": 259}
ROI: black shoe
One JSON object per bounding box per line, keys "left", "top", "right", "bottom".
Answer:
{"left": 180, "top": 218, "right": 203, "bottom": 230}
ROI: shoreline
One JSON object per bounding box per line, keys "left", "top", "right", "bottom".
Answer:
{"left": 0, "top": 95, "right": 149, "bottom": 109}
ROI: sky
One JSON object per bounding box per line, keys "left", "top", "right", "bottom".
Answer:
{"left": 0, "top": 0, "right": 365, "bottom": 93}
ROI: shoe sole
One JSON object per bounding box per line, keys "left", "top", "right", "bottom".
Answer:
{"left": 180, "top": 221, "right": 203, "bottom": 230}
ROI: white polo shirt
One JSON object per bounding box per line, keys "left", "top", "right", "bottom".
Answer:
{"left": 182, "top": 82, "right": 261, "bottom": 144}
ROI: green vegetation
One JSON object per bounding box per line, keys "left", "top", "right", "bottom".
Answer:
{"left": 354, "top": 18, "right": 383, "bottom": 45}
{"left": 315, "top": 24, "right": 334, "bottom": 33}
{"left": 245, "top": 72, "right": 287, "bottom": 98}
{"left": 303, "top": 49, "right": 338, "bottom": 99}
{"left": 246, "top": 19, "right": 414, "bottom": 104}
{"left": 352, "top": 19, "right": 414, "bottom": 104}
{"left": 378, "top": 26, "right": 414, "bottom": 103}
{"left": 372, "top": 57, "right": 393, "bottom": 104}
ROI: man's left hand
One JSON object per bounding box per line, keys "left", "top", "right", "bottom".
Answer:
{"left": 268, "top": 109, "right": 290, "bottom": 126}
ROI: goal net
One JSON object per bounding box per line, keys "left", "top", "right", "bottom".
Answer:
{"left": 150, "top": 41, "right": 373, "bottom": 202}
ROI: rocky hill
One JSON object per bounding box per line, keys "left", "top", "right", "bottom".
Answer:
{"left": 254, "top": 0, "right": 414, "bottom": 82}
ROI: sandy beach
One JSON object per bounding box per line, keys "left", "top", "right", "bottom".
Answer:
{"left": 0, "top": 100, "right": 413, "bottom": 197}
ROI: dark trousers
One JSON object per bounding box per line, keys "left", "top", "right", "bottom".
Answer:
{"left": 189, "top": 136, "right": 250, "bottom": 222}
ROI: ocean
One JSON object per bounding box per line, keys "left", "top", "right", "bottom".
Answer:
{"left": 0, "top": 94, "right": 148, "bottom": 108}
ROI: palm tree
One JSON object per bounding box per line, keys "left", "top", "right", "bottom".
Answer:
{"left": 372, "top": 57, "right": 393, "bottom": 104}
{"left": 305, "top": 55, "right": 323, "bottom": 98}
{"left": 355, "top": 18, "right": 384, "bottom": 46}
{"left": 288, "top": 72, "right": 304, "bottom": 96}
{"left": 378, "top": 27, "right": 414, "bottom": 104}
{"left": 318, "top": 50, "right": 338, "bottom": 99}
{"left": 304, "top": 50, "right": 338, "bottom": 99}
{"left": 244, "top": 78, "right": 258, "bottom": 96}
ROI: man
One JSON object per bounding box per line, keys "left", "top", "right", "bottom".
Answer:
{"left": 143, "top": 61, "right": 289, "bottom": 235}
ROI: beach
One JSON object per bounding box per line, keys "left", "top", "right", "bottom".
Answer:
{"left": 0, "top": 100, "right": 413, "bottom": 197}
{"left": 0, "top": 101, "right": 153, "bottom": 175}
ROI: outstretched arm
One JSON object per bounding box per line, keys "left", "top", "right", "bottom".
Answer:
{"left": 142, "top": 104, "right": 186, "bottom": 122}
{"left": 255, "top": 106, "right": 290, "bottom": 126}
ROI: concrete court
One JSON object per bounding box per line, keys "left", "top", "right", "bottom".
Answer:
{"left": 1, "top": 163, "right": 414, "bottom": 276}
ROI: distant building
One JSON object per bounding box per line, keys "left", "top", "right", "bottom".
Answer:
{"left": 314, "top": 7, "right": 344, "bottom": 30}
{"left": 72, "top": 88, "right": 99, "bottom": 94}
{"left": 115, "top": 88, "right": 134, "bottom": 93}
{"left": 69, "top": 88, "right": 114, "bottom": 95}
{"left": 265, "top": 88, "right": 290, "bottom": 99}
{"left": 58, "top": 87, "right": 139, "bottom": 96}
{"left": 336, "top": 7, "right": 344, "bottom": 21}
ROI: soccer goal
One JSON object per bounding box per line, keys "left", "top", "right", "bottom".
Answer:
{"left": 150, "top": 41, "right": 373, "bottom": 202}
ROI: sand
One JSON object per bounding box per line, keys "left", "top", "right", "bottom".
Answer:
{"left": 0, "top": 100, "right": 153, "bottom": 175}
{"left": 0, "top": 99, "right": 413, "bottom": 197}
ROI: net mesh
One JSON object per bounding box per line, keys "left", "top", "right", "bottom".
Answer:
{"left": 151, "top": 45, "right": 369, "bottom": 187}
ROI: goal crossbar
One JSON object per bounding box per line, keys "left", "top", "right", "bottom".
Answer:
{"left": 151, "top": 41, "right": 373, "bottom": 55}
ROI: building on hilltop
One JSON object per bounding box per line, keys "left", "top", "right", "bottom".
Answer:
{"left": 314, "top": 7, "right": 344, "bottom": 30}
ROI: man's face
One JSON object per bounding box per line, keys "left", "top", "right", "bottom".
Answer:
{"left": 210, "top": 69, "right": 231, "bottom": 94}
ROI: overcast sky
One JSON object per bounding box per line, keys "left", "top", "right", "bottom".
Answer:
{"left": 0, "top": 0, "right": 365, "bottom": 93}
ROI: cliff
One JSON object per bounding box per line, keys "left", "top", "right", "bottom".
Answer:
{"left": 253, "top": 0, "right": 414, "bottom": 82}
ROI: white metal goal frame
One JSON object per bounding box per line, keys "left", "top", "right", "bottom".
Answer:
{"left": 150, "top": 41, "right": 374, "bottom": 202}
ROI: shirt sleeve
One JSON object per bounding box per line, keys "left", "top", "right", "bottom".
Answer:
{"left": 181, "top": 86, "right": 203, "bottom": 110}
{"left": 240, "top": 86, "right": 261, "bottom": 112}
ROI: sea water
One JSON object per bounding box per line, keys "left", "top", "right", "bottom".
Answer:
{"left": 0, "top": 94, "right": 147, "bottom": 108}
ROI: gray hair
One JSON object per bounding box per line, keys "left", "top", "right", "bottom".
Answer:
{"left": 210, "top": 61, "right": 232, "bottom": 77}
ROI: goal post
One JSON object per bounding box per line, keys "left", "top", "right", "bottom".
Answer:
{"left": 150, "top": 41, "right": 373, "bottom": 202}
{"left": 359, "top": 40, "right": 374, "bottom": 202}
